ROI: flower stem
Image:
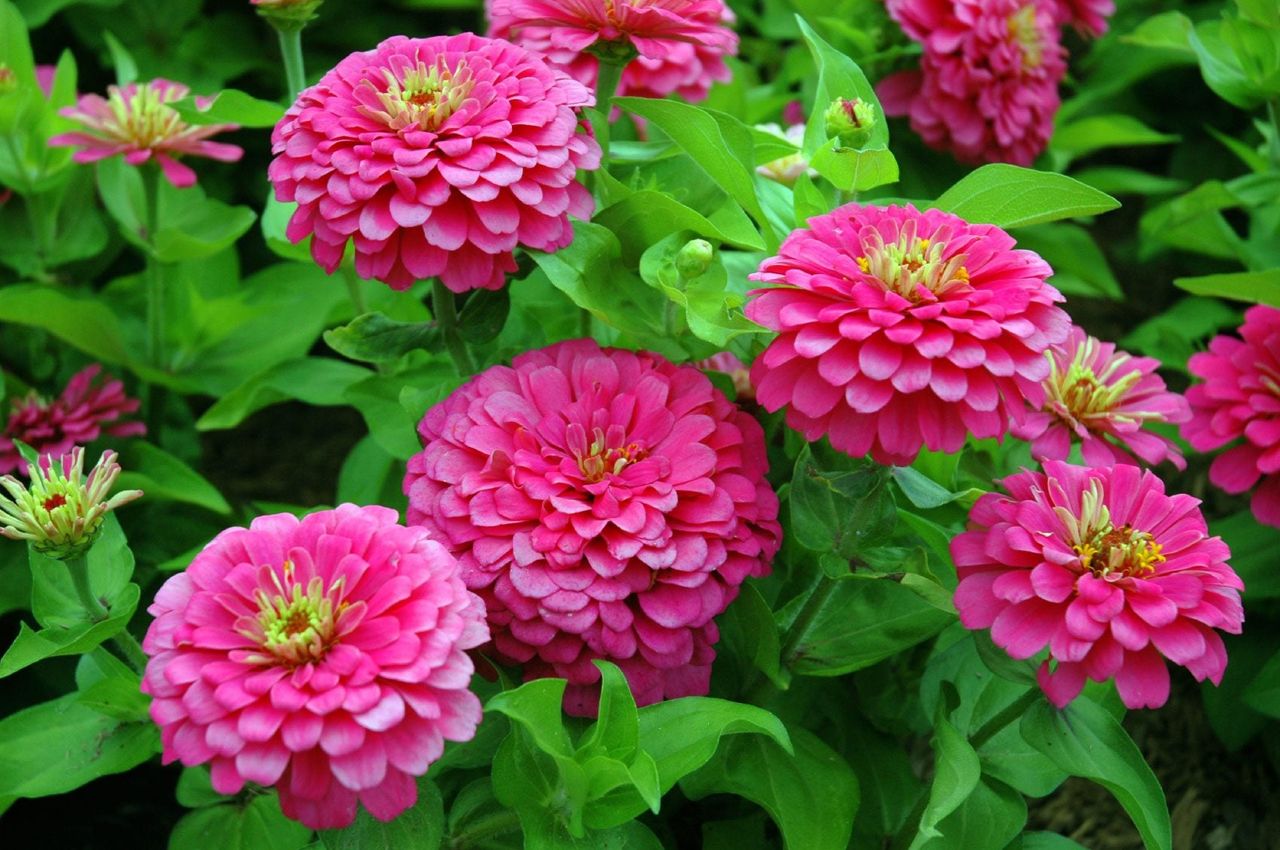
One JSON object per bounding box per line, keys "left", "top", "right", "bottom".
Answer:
{"left": 143, "top": 164, "right": 166, "bottom": 370}
{"left": 433, "top": 280, "right": 476, "bottom": 376}
{"left": 448, "top": 809, "right": 522, "bottom": 849}
{"left": 1268, "top": 98, "right": 1280, "bottom": 171}
{"left": 67, "top": 553, "right": 149, "bottom": 673}
{"left": 277, "top": 27, "right": 307, "bottom": 100}
{"left": 592, "top": 57, "right": 626, "bottom": 165}
{"left": 341, "top": 265, "right": 368, "bottom": 315}
{"left": 969, "top": 687, "right": 1044, "bottom": 749}
{"left": 778, "top": 574, "right": 837, "bottom": 668}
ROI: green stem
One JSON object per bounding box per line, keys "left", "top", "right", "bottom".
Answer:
{"left": 143, "top": 165, "right": 165, "bottom": 369}
{"left": 578, "top": 307, "right": 592, "bottom": 339}
{"left": 1268, "top": 98, "right": 1280, "bottom": 171}
{"left": 277, "top": 27, "right": 307, "bottom": 100}
{"left": 969, "top": 687, "right": 1043, "bottom": 749}
{"left": 67, "top": 554, "right": 108, "bottom": 620}
{"left": 433, "top": 280, "right": 476, "bottom": 375}
{"left": 591, "top": 57, "right": 627, "bottom": 167}
{"left": 341, "top": 265, "right": 368, "bottom": 315}
{"left": 449, "top": 809, "right": 522, "bottom": 849}
{"left": 778, "top": 574, "right": 837, "bottom": 667}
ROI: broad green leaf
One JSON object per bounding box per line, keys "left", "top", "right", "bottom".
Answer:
{"left": 320, "top": 780, "right": 443, "bottom": 850}
{"left": 1009, "top": 834, "right": 1091, "bottom": 850}
{"left": 637, "top": 232, "right": 764, "bottom": 348}
{"left": 1021, "top": 699, "right": 1172, "bottom": 850}
{"left": 260, "top": 196, "right": 313, "bottom": 263}
{"left": 890, "top": 467, "right": 982, "bottom": 510}
{"left": 1174, "top": 268, "right": 1280, "bottom": 306}
{"left": 13, "top": 0, "right": 122, "bottom": 27}
{"left": 0, "top": 283, "right": 130, "bottom": 365}
{"left": 171, "top": 89, "right": 285, "bottom": 128}
{"left": 1187, "top": 19, "right": 1268, "bottom": 109}
{"left": 176, "top": 765, "right": 225, "bottom": 808}
{"left": 1122, "top": 297, "right": 1240, "bottom": 374}
{"left": 458, "top": 287, "right": 512, "bottom": 344}
{"left": 74, "top": 650, "right": 150, "bottom": 722}
{"left": 1138, "top": 181, "right": 1244, "bottom": 261}
{"left": 1051, "top": 115, "right": 1177, "bottom": 165}
{"left": 117, "top": 441, "right": 231, "bottom": 515}
{"left": 1072, "top": 166, "right": 1188, "bottom": 198}
{"left": 153, "top": 181, "right": 257, "bottom": 263}
{"left": 196, "top": 358, "right": 372, "bottom": 431}
{"left": 346, "top": 362, "right": 457, "bottom": 460}
{"left": 169, "top": 793, "right": 312, "bottom": 850}
{"left": 0, "top": 583, "right": 139, "bottom": 677}
{"left": 934, "top": 164, "right": 1120, "bottom": 228}
{"left": 717, "top": 582, "right": 786, "bottom": 688}
{"left": 789, "top": 446, "right": 895, "bottom": 558}
{"left": 809, "top": 141, "right": 899, "bottom": 193}
{"left": 909, "top": 688, "right": 980, "bottom": 847}
{"left": 1016, "top": 223, "right": 1124, "bottom": 301}
{"left": 487, "top": 678, "right": 574, "bottom": 759}
{"left": 912, "top": 779, "right": 1027, "bottom": 850}
{"left": 636, "top": 697, "right": 791, "bottom": 793}
{"left": 336, "top": 436, "right": 404, "bottom": 513}
{"left": 579, "top": 661, "right": 639, "bottom": 762}
{"left": 595, "top": 190, "right": 765, "bottom": 258}
{"left": 324, "top": 312, "right": 439, "bottom": 363}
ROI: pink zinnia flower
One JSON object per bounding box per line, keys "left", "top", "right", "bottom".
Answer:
{"left": 49, "top": 79, "right": 243, "bottom": 188}
{"left": 0, "top": 365, "right": 145, "bottom": 476}
{"left": 1012, "top": 326, "right": 1190, "bottom": 469}
{"left": 952, "top": 461, "right": 1244, "bottom": 709}
{"left": 695, "top": 351, "right": 754, "bottom": 401}
{"left": 269, "top": 34, "right": 601, "bottom": 294}
{"left": 141, "top": 505, "right": 489, "bottom": 830}
{"left": 1054, "top": 0, "right": 1113, "bottom": 37}
{"left": 1183, "top": 305, "right": 1280, "bottom": 528}
{"left": 877, "top": 0, "right": 1067, "bottom": 166}
{"left": 404, "top": 339, "right": 781, "bottom": 715}
{"left": 487, "top": 0, "right": 737, "bottom": 104}
{"left": 746, "top": 203, "right": 1069, "bottom": 467}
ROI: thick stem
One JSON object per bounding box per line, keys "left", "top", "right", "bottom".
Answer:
{"left": 969, "top": 687, "right": 1043, "bottom": 749}
{"left": 448, "top": 809, "right": 522, "bottom": 849}
{"left": 590, "top": 57, "right": 627, "bottom": 171}
{"left": 277, "top": 28, "right": 307, "bottom": 100}
{"left": 341, "top": 265, "right": 368, "bottom": 315}
{"left": 433, "top": 280, "right": 477, "bottom": 376}
{"left": 778, "top": 574, "right": 837, "bottom": 667}
{"left": 112, "top": 631, "right": 150, "bottom": 674}
{"left": 143, "top": 165, "right": 165, "bottom": 368}
{"left": 67, "top": 554, "right": 108, "bottom": 620}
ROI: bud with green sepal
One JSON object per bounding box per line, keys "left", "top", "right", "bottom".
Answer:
{"left": 251, "top": 0, "right": 324, "bottom": 32}
{"left": 824, "top": 97, "right": 876, "bottom": 150}
{"left": 676, "top": 239, "right": 715, "bottom": 281}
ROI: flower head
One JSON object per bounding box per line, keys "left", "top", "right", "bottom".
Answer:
{"left": 755, "top": 121, "right": 812, "bottom": 186}
{"left": 1053, "top": 0, "right": 1113, "bottom": 37}
{"left": 252, "top": 0, "right": 324, "bottom": 31}
{"left": 694, "top": 351, "right": 753, "bottom": 401}
{"left": 404, "top": 339, "right": 781, "bottom": 715}
{"left": 1183, "top": 305, "right": 1280, "bottom": 528}
{"left": 49, "top": 79, "right": 243, "bottom": 188}
{"left": 0, "top": 447, "right": 142, "bottom": 560}
{"left": 487, "top": 0, "right": 737, "bottom": 104}
{"left": 1, "top": 365, "right": 146, "bottom": 477}
{"left": 824, "top": 97, "right": 875, "bottom": 149}
{"left": 747, "top": 203, "right": 1068, "bottom": 466}
{"left": 952, "top": 461, "right": 1243, "bottom": 709}
{"left": 141, "top": 505, "right": 489, "bottom": 830}
{"left": 1013, "top": 326, "right": 1190, "bottom": 469}
{"left": 269, "top": 33, "right": 601, "bottom": 294}
{"left": 877, "top": 0, "right": 1066, "bottom": 165}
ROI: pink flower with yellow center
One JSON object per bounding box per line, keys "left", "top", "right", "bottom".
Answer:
{"left": 49, "top": 79, "right": 243, "bottom": 188}
{"left": 404, "top": 339, "right": 781, "bottom": 715}
{"left": 268, "top": 33, "right": 601, "bottom": 294}
{"left": 877, "top": 0, "right": 1067, "bottom": 166}
{"left": 746, "top": 203, "right": 1069, "bottom": 467}
{"left": 1183, "top": 305, "right": 1280, "bottom": 528}
{"left": 1013, "top": 326, "right": 1190, "bottom": 469}
{"left": 141, "top": 505, "right": 489, "bottom": 830}
{"left": 953, "top": 461, "right": 1243, "bottom": 709}
{"left": 487, "top": 0, "right": 737, "bottom": 104}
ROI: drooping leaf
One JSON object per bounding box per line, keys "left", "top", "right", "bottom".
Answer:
{"left": 934, "top": 164, "right": 1120, "bottom": 228}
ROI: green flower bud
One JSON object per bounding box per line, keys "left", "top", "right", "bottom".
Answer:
{"left": 0, "top": 448, "right": 142, "bottom": 560}
{"left": 252, "top": 0, "right": 324, "bottom": 33}
{"left": 676, "top": 239, "right": 715, "bottom": 280}
{"left": 824, "top": 97, "right": 876, "bottom": 149}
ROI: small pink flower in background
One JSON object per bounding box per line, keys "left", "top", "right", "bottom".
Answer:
{"left": 35, "top": 64, "right": 56, "bottom": 97}
{"left": 694, "top": 351, "right": 754, "bottom": 401}
{"left": 0, "top": 365, "right": 146, "bottom": 476}
{"left": 269, "top": 34, "right": 601, "bottom": 294}
{"left": 1183, "top": 305, "right": 1280, "bottom": 528}
{"left": 878, "top": 0, "right": 1066, "bottom": 166}
{"left": 746, "top": 203, "right": 1068, "bottom": 467}
{"left": 49, "top": 79, "right": 243, "bottom": 188}
{"left": 1054, "top": 0, "right": 1114, "bottom": 37}
{"left": 404, "top": 339, "right": 781, "bottom": 716}
{"left": 754, "top": 122, "right": 812, "bottom": 186}
{"left": 487, "top": 0, "right": 737, "bottom": 104}
{"left": 1012, "top": 326, "right": 1190, "bottom": 469}
{"left": 952, "top": 461, "right": 1243, "bottom": 709}
{"left": 142, "top": 505, "right": 489, "bottom": 830}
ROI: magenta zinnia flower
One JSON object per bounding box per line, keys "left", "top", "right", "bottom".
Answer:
{"left": 1012, "top": 326, "right": 1190, "bottom": 469}
{"left": 877, "top": 0, "right": 1067, "bottom": 166}
{"left": 0, "top": 365, "right": 145, "bottom": 476}
{"left": 49, "top": 79, "right": 243, "bottom": 188}
{"left": 404, "top": 339, "right": 781, "bottom": 715}
{"left": 746, "top": 203, "right": 1069, "bottom": 467}
{"left": 142, "top": 505, "right": 489, "bottom": 830}
{"left": 952, "top": 461, "right": 1243, "bottom": 709}
{"left": 487, "top": 0, "right": 737, "bottom": 104}
{"left": 1183, "top": 305, "right": 1280, "bottom": 528}
{"left": 1053, "top": 0, "right": 1113, "bottom": 37}
{"left": 269, "top": 33, "right": 601, "bottom": 294}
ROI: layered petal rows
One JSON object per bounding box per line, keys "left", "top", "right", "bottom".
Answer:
{"left": 269, "top": 33, "right": 601, "bottom": 293}
{"left": 142, "top": 505, "right": 489, "bottom": 829}
{"left": 404, "top": 339, "right": 781, "bottom": 715}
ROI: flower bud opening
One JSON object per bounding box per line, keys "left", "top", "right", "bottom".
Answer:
{"left": 824, "top": 97, "right": 876, "bottom": 149}
{"left": 676, "top": 239, "right": 715, "bottom": 280}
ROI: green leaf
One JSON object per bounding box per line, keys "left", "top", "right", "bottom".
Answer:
{"left": 579, "top": 661, "right": 639, "bottom": 762}
{"left": 1016, "top": 223, "right": 1124, "bottom": 301}
{"left": 1021, "top": 699, "right": 1172, "bottom": 850}
{"left": 169, "top": 793, "right": 312, "bottom": 850}
{"left": 260, "top": 196, "right": 313, "bottom": 263}
{"left": 636, "top": 696, "right": 791, "bottom": 793}
{"left": 1051, "top": 115, "right": 1177, "bottom": 165}
{"left": 1008, "top": 834, "right": 1091, "bottom": 850}
{"left": 912, "top": 779, "right": 1027, "bottom": 850}
{"left": 0, "top": 283, "right": 130, "bottom": 365}
{"left": 346, "top": 363, "right": 457, "bottom": 460}
{"left": 909, "top": 687, "right": 980, "bottom": 846}
{"left": 0, "top": 584, "right": 139, "bottom": 678}
{"left": 595, "top": 190, "right": 765, "bottom": 258}
{"left": 176, "top": 766, "right": 226, "bottom": 808}
{"left": 336, "top": 436, "right": 404, "bottom": 513}
{"left": 1212, "top": 511, "right": 1280, "bottom": 599}
{"left": 324, "top": 312, "right": 439, "bottom": 363}
{"left": 117, "top": 441, "right": 231, "bottom": 515}
{"left": 789, "top": 446, "right": 895, "bottom": 558}
{"left": 890, "top": 467, "right": 981, "bottom": 510}
{"left": 74, "top": 651, "right": 150, "bottom": 722}
{"left": 30, "top": 513, "right": 134, "bottom": 628}
{"left": 1173, "top": 268, "right": 1280, "bottom": 307}
{"left": 196, "top": 358, "right": 372, "bottom": 431}
{"left": 681, "top": 727, "right": 858, "bottom": 850}
{"left": 934, "top": 164, "right": 1120, "bottom": 228}
{"left": 320, "top": 780, "right": 443, "bottom": 850}
{"left": 487, "top": 678, "right": 574, "bottom": 759}
{"left": 1187, "top": 19, "right": 1269, "bottom": 109}
{"left": 171, "top": 89, "right": 285, "bottom": 128}
{"left": 809, "top": 142, "right": 899, "bottom": 193}
{"left": 458, "top": 288, "right": 512, "bottom": 345}
{"left": 637, "top": 232, "right": 765, "bottom": 348}
{"left": 717, "top": 582, "right": 785, "bottom": 688}
{"left": 153, "top": 181, "right": 257, "bottom": 263}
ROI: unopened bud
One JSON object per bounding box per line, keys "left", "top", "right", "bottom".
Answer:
{"left": 676, "top": 239, "right": 715, "bottom": 280}
{"left": 252, "top": 0, "right": 324, "bottom": 32}
{"left": 824, "top": 97, "right": 876, "bottom": 149}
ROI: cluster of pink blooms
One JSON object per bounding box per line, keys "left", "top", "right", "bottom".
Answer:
{"left": 404, "top": 340, "right": 780, "bottom": 715}
{"left": 0, "top": 365, "right": 145, "bottom": 476}
{"left": 878, "top": 0, "right": 1111, "bottom": 165}
{"left": 487, "top": 0, "right": 737, "bottom": 105}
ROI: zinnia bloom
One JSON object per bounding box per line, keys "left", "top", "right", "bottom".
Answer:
{"left": 952, "top": 461, "right": 1244, "bottom": 709}
{"left": 746, "top": 203, "right": 1069, "bottom": 467}
{"left": 49, "top": 79, "right": 243, "bottom": 188}
{"left": 268, "top": 33, "right": 601, "bottom": 294}
{"left": 1054, "top": 0, "right": 1113, "bottom": 37}
{"left": 141, "top": 505, "right": 489, "bottom": 830}
{"left": 0, "top": 365, "right": 145, "bottom": 476}
{"left": 695, "top": 351, "right": 754, "bottom": 401}
{"left": 754, "top": 122, "right": 812, "bottom": 186}
{"left": 1183, "top": 305, "right": 1280, "bottom": 528}
{"left": 877, "top": 0, "right": 1067, "bottom": 166}
{"left": 1012, "top": 326, "right": 1190, "bottom": 469}
{"left": 404, "top": 339, "right": 781, "bottom": 715}
{"left": 487, "top": 0, "right": 737, "bottom": 104}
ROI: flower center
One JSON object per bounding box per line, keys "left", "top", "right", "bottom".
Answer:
{"left": 106, "top": 84, "right": 188, "bottom": 149}
{"left": 366, "top": 59, "right": 474, "bottom": 132}
{"left": 42, "top": 493, "right": 67, "bottom": 512}
{"left": 570, "top": 425, "right": 646, "bottom": 483}
{"left": 1008, "top": 5, "right": 1044, "bottom": 70}
{"left": 1043, "top": 337, "right": 1150, "bottom": 428}
{"left": 856, "top": 226, "right": 969, "bottom": 300}
{"left": 1058, "top": 481, "right": 1165, "bottom": 579}
{"left": 243, "top": 561, "right": 344, "bottom": 666}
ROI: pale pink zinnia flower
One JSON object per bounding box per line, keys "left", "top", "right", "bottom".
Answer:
{"left": 487, "top": 0, "right": 737, "bottom": 104}
{"left": 1054, "top": 0, "right": 1114, "bottom": 37}
{"left": 49, "top": 79, "right": 243, "bottom": 188}
{"left": 754, "top": 122, "right": 812, "bottom": 186}
{"left": 953, "top": 461, "right": 1243, "bottom": 709}
{"left": 404, "top": 339, "right": 781, "bottom": 716}
{"left": 0, "top": 365, "right": 145, "bottom": 476}
{"left": 746, "top": 203, "right": 1069, "bottom": 467}
{"left": 269, "top": 34, "right": 601, "bottom": 294}
{"left": 1012, "top": 326, "right": 1190, "bottom": 469}
{"left": 141, "top": 505, "right": 489, "bottom": 830}
{"left": 877, "top": 0, "right": 1067, "bottom": 166}
{"left": 1183, "top": 305, "right": 1280, "bottom": 528}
